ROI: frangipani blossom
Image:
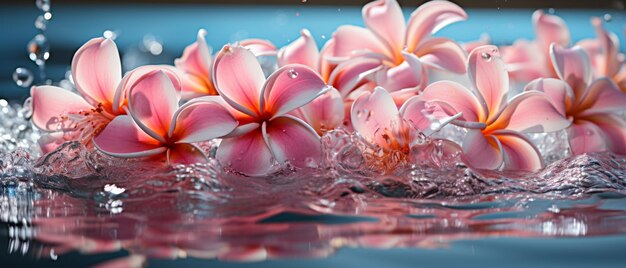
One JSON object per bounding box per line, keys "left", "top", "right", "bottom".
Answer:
{"left": 174, "top": 29, "right": 278, "bottom": 100}
{"left": 421, "top": 46, "right": 570, "bottom": 171}
{"left": 31, "top": 37, "right": 180, "bottom": 153}
{"left": 94, "top": 70, "right": 237, "bottom": 165}
{"left": 527, "top": 44, "right": 626, "bottom": 155}
{"left": 351, "top": 87, "right": 460, "bottom": 166}
{"left": 325, "top": 0, "right": 468, "bottom": 96}
{"left": 212, "top": 45, "right": 328, "bottom": 176}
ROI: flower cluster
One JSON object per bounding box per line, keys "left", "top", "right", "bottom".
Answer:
{"left": 30, "top": 0, "right": 626, "bottom": 176}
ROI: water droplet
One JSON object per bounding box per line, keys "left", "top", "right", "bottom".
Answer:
{"left": 287, "top": 68, "right": 299, "bottom": 78}
{"left": 43, "top": 11, "right": 52, "bottom": 20}
{"left": 34, "top": 15, "right": 49, "bottom": 31}
{"left": 603, "top": 13, "right": 612, "bottom": 22}
{"left": 586, "top": 130, "right": 593, "bottom": 136}
{"left": 337, "top": 8, "right": 341, "bottom": 12}
{"left": 12, "top": 68, "right": 33, "bottom": 88}
{"left": 36, "top": 0, "right": 51, "bottom": 12}
{"left": 27, "top": 34, "right": 50, "bottom": 63}
{"left": 295, "top": 12, "right": 300, "bottom": 17}
{"left": 548, "top": 8, "right": 555, "bottom": 14}
{"left": 547, "top": 204, "right": 560, "bottom": 213}
{"left": 321, "top": 34, "right": 326, "bottom": 39}
{"left": 103, "top": 30, "right": 117, "bottom": 40}
{"left": 49, "top": 248, "right": 58, "bottom": 261}
{"left": 481, "top": 52, "right": 492, "bottom": 61}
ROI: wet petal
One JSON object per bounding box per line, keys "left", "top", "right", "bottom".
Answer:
{"left": 406, "top": 0, "right": 467, "bottom": 52}
{"left": 167, "top": 143, "right": 208, "bottom": 165}
{"left": 362, "top": 0, "right": 406, "bottom": 53}
{"left": 351, "top": 87, "right": 400, "bottom": 148}
{"left": 549, "top": 44, "right": 592, "bottom": 99}
{"left": 461, "top": 129, "right": 503, "bottom": 170}
{"left": 239, "top": 38, "right": 277, "bottom": 56}
{"left": 377, "top": 52, "right": 427, "bottom": 92}
{"left": 277, "top": 29, "right": 319, "bottom": 70}
{"left": 567, "top": 119, "right": 609, "bottom": 155}
{"left": 523, "top": 78, "right": 574, "bottom": 116}
{"left": 128, "top": 70, "right": 179, "bottom": 141}
{"left": 261, "top": 64, "right": 327, "bottom": 118}
{"left": 296, "top": 87, "right": 345, "bottom": 135}
{"left": 420, "top": 81, "right": 485, "bottom": 123}
{"left": 328, "top": 25, "right": 392, "bottom": 59}
{"left": 31, "top": 86, "right": 93, "bottom": 132}
{"left": 265, "top": 115, "right": 321, "bottom": 168}
{"left": 468, "top": 45, "right": 509, "bottom": 120}
{"left": 492, "top": 130, "right": 544, "bottom": 171}
{"left": 216, "top": 129, "right": 274, "bottom": 176}
{"left": 533, "top": 10, "right": 570, "bottom": 53}
{"left": 577, "top": 78, "right": 626, "bottom": 117}
{"left": 170, "top": 99, "right": 238, "bottom": 143}
{"left": 93, "top": 115, "right": 166, "bottom": 158}
{"left": 586, "top": 114, "right": 626, "bottom": 155}
{"left": 213, "top": 45, "right": 265, "bottom": 117}
{"left": 72, "top": 37, "right": 122, "bottom": 109}
{"left": 490, "top": 91, "right": 571, "bottom": 133}
{"left": 413, "top": 37, "right": 467, "bottom": 74}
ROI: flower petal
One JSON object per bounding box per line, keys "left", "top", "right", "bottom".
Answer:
{"left": 170, "top": 99, "right": 237, "bottom": 143}
{"left": 175, "top": 29, "right": 211, "bottom": 81}
{"left": 490, "top": 91, "right": 571, "bottom": 133}
{"left": 406, "top": 0, "right": 467, "bottom": 52}
{"left": 264, "top": 115, "right": 321, "bottom": 169}
{"left": 523, "top": 78, "right": 574, "bottom": 116}
{"left": 261, "top": 64, "right": 327, "bottom": 118}
{"left": 413, "top": 37, "right": 467, "bottom": 74}
{"left": 216, "top": 129, "right": 274, "bottom": 176}
{"left": 468, "top": 45, "right": 509, "bottom": 121}
{"left": 549, "top": 44, "right": 592, "bottom": 99}
{"left": 567, "top": 119, "right": 609, "bottom": 155}
{"left": 167, "top": 143, "right": 208, "bottom": 165}
{"left": 277, "top": 29, "right": 320, "bottom": 70}
{"left": 239, "top": 38, "right": 277, "bottom": 57}
{"left": 577, "top": 78, "right": 626, "bottom": 117}
{"left": 589, "top": 17, "right": 621, "bottom": 77}
{"left": 533, "top": 10, "right": 570, "bottom": 53}
{"left": 213, "top": 45, "right": 265, "bottom": 117}
{"left": 362, "top": 0, "right": 406, "bottom": 54}
{"left": 327, "top": 25, "right": 393, "bottom": 60}
{"left": 376, "top": 51, "right": 428, "bottom": 92}
{"left": 351, "top": 87, "right": 400, "bottom": 149}
{"left": 31, "top": 86, "right": 93, "bottom": 132}
{"left": 128, "top": 70, "right": 179, "bottom": 142}
{"left": 328, "top": 56, "right": 382, "bottom": 97}
{"left": 71, "top": 37, "right": 122, "bottom": 110}
{"left": 461, "top": 129, "right": 503, "bottom": 170}
{"left": 115, "top": 65, "right": 182, "bottom": 113}
{"left": 38, "top": 132, "right": 68, "bottom": 154}
{"left": 419, "top": 81, "right": 485, "bottom": 123}
{"left": 492, "top": 130, "right": 544, "bottom": 171}
{"left": 296, "top": 87, "right": 345, "bottom": 135}
{"left": 93, "top": 115, "right": 166, "bottom": 158}
{"left": 585, "top": 114, "right": 626, "bottom": 155}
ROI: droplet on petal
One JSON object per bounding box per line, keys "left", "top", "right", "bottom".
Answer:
{"left": 12, "top": 68, "right": 33, "bottom": 88}
{"left": 481, "top": 52, "right": 492, "bottom": 61}
{"left": 287, "top": 68, "right": 299, "bottom": 78}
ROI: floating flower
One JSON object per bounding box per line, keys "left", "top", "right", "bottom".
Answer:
{"left": 420, "top": 46, "right": 570, "bottom": 171}
{"left": 31, "top": 37, "right": 180, "bottom": 153}
{"left": 212, "top": 45, "right": 328, "bottom": 176}
{"left": 350, "top": 87, "right": 460, "bottom": 169}
{"left": 324, "top": 0, "right": 468, "bottom": 96}
{"left": 93, "top": 70, "right": 237, "bottom": 165}
{"left": 526, "top": 44, "right": 626, "bottom": 155}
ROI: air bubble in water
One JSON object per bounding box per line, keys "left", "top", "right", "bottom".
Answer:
{"left": 27, "top": 34, "right": 50, "bottom": 63}
{"left": 12, "top": 68, "right": 34, "bottom": 88}
{"left": 481, "top": 52, "right": 492, "bottom": 61}
{"left": 603, "top": 14, "right": 612, "bottom": 22}
{"left": 287, "top": 68, "right": 299, "bottom": 78}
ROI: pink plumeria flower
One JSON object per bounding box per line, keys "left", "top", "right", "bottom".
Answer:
{"left": 175, "top": 30, "right": 279, "bottom": 100}
{"left": 577, "top": 18, "right": 626, "bottom": 92}
{"left": 501, "top": 10, "right": 569, "bottom": 82}
{"left": 93, "top": 70, "right": 237, "bottom": 165}
{"left": 325, "top": 0, "right": 467, "bottom": 96}
{"left": 31, "top": 37, "right": 180, "bottom": 153}
{"left": 350, "top": 87, "right": 461, "bottom": 168}
{"left": 212, "top": 45, "right": 328, "bottom": 176}
{"left": 526, "top": 44, "right": 626, "bottom": 155}
{"left": 277, "top": 29, "right": 345, "bottom": 135}
{"left": 420, "top": 45, "right": 570, "bottom": 171}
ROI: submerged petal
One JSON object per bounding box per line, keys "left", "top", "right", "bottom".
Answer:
{"left": 264, "top": 115, "right": 321, "bottom": 169}
{"left": 216, "top": 129, "right": 274, "bottom": 176}
{"left": 93, "top": 115, "right": 166, "bottom": 158}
